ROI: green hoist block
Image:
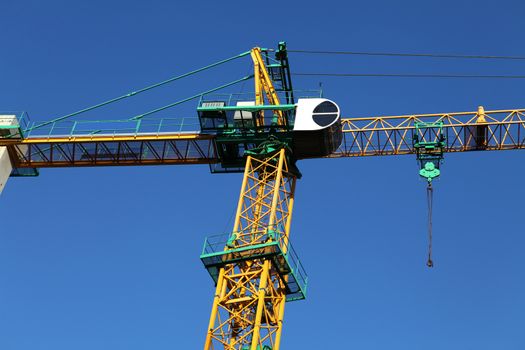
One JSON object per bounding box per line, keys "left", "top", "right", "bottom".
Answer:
{"left": 413, "top": 122, "right": 445, "bottom": 183}
{"left": 419, "top": 161, "right": 440, "bottom": 183}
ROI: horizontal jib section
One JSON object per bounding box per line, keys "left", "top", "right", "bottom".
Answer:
{"left": 8, "top": 136, "right": 217, "bottom": 167}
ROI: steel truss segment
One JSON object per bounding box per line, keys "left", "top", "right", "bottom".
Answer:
{"left": 334, "top": 108, "right": 525, "bottom": 157}
{"left": 204, "top": 149, "right": 300, "bottom": 350}
{"left": 6, "top": 134, "right": 218, "bottom": 167}
{"left": 250, "top": 47, "right": 285, "bottom": 127}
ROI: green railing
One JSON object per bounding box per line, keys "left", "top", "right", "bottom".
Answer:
{"left": 1, "top": 88, "right": 322, "bottom": 140}
{"left": 1, "top": 111, "right": 203, "bottom": 139}
{"left": 0, "top": 111, "right": 31, "bottom": 138}
{"left": 22, "top": 117, "right": 201, "bottom": 138}
{"left": 198, "top": 90, "right": 322, "bottom": 107}
{"left": 200, "top": 228, "right": 308, "bottom": 301}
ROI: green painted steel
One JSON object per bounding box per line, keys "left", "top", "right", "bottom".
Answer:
{"left": 244, "top": 139, "right": 301, "bottom": 178}
{"left": 22, "top": 117, "right": 201, "bottom": 138}
{"left": 244, "top": 139, "right": 286, "bottom": 158}
{"left": 200, "top": 230, "right": 308, "bottom": 302}
{"left": 413, "top": 121, "right": 445, "bottom": 183}
{"left": 18, "top": 75, "right": 255, "bottom": 138}
{"left": 0, "top": 111, "right": 31, "bottom": 139}
{"left": 0, "top": 124, "right": 22, "bottom": 139}
{"left": 197, "top": 43, "right": 300, "bottom": 175}
{"left": 10, "top": 167, "right": 39, "bottom": 177}
{"left": 196, "top": 104, "right": 296, "bottom": 112}
{"left": 226, "top": 233, "right": 237, "bottom": 248}
{"left": 419, "top": 161, "right": 440, "bottom": 180}
{"left": 25, "top": 51, "right": 251, "bottom": 132}
{"left": 131, "top": 75, "right": 254, "bottom": 120}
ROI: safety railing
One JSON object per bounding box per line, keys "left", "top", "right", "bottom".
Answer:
{"left": 198, "top": 90, "right": 322, "bottom": 106}
{"left": 20, "top": 117, "right": 201, "bottom": 139}
{"left": 0, "top": 111, "right": 32, "bottom": 138}
{"left": 200, "top": 228, "right": 308, "bottom": 301}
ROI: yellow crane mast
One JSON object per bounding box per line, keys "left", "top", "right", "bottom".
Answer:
{"left": 203, "top": 149, "right": 298, "bottom": 349}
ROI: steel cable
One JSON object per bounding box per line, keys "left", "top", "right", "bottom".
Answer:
{"left": 426, "top": 183, "right": 434, "bottom": 268}
{"left": 288, "top": 49, "right": 525, "bottom": 60}
{"left": 292, "top": 73, "right": 525, "bottom": 79}
{"left": 26, "top": 51, "right": 251, "bottom": 131}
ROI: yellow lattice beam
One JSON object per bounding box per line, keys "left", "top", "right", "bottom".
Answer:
{"left": 334, "top": 107, "right": 525, "bottom": 158}
{"left": 250, "top": 48, "right": 285, "bottom": 126}
{"left": 204, "top": 149, "right": 296, "bottom": 350}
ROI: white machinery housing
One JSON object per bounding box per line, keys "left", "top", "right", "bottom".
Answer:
{"left": 292, "top": 98, "right": 342, "bottom": 158}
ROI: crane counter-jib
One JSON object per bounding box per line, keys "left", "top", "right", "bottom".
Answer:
{"left": 1, "top": 131, "right": 219, "bottom": 172}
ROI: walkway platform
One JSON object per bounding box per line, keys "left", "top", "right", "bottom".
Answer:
{"left": 200, "top": 230, "right": 307, "bottom": 302}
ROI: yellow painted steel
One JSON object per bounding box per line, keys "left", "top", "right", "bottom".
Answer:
{"left": 2, "top": 132, "right": 217, "bottom": 168}
{"left": 334, "top": 107, "right": 525, "bottom": 157}
{"left": 476, "top": 106, "right": 487, "bottom": 123}
{"left": 250, "top": 48, "right": 285, "bottom": 126}
{"left": 204, "top": 149, "right": 296, "bottom": 350}
{"left": 3, "top": 107, "right": 525, "bottom": 168}
{"left": 13, "top": 132, "right": 210, "bottom": 144}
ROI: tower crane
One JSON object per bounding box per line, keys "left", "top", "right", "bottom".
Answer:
{"left": 1, "top": 42, "right": 524, "bottom": 350}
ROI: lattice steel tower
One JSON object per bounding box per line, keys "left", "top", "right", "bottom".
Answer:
{"left": 199, "top": 43, "right": 341, "bottom": 350}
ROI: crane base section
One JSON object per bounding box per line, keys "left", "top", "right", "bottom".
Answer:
{"left": 200, "top": 232, "right": 307, "bottom": 302}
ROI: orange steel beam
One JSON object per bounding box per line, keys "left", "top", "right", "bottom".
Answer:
{"left": 3, "top": 133, "right": 218, "bottom": 168}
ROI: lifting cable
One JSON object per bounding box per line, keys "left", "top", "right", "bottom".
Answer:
{"left": 426, "top": 182, "right": 434, "bottom": 268}
{"left": 413, "top": 122, "right": 443, "bottom": 268}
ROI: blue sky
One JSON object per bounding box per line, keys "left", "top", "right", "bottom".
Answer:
{"left": 1, "top": 0, "right": 524, "bottom": 349}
